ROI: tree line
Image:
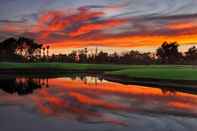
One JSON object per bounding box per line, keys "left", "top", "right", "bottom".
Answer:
{"left": 1, "top": 37, "right": 197, "bottom": 64}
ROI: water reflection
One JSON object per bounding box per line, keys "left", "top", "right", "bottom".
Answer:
{"left": 0, "top": 76, "right": 197, "bottom": 126}
{"left": 0, "top": 78, "right": 42, "bottom": 95}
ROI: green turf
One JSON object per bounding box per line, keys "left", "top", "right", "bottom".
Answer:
{"left": 0, "top": 62, "right": 197, "bottom": 80}
{"left": 0, "top": 62, "right": 129, "bottom": 71}
{"left": 107, "top": 68, "right": 197, "bottom": 80}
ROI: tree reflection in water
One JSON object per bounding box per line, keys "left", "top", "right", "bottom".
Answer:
{"left": 0, "top": 78, "right": 42, "bottom": 95}
{"left": 0, "top": 76, "right": 129, "bottom": 126}
{"left": 0, "top": 75, "right": 105, "bottom": 95}
{"left": 0, "top": 76, "right": 197, "bottom": 126}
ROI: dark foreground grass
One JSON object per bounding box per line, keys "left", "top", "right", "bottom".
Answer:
{"left": 1, "top": 62, "right": 197, "bottom": 80}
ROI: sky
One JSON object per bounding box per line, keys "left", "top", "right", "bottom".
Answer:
{"left": 1, "top": 0, "right": 197, "bottom": 54}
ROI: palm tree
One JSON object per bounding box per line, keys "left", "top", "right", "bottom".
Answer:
{"left": 42, "top": 47, "right": 46, "bottom": 58}
{"left": 46, "top": 45, "right": 50, "bottom": 58}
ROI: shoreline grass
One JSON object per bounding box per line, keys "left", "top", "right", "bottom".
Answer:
{"left": 107, "top": 68, "right": 197, "bottom": 81}
{"left": 0, "top": 62, "right": 129, "bottom": 71}
{"left": 1, "top": 62, "right": 197, "bottom": 81}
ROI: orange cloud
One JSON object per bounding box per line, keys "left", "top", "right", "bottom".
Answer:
{"left": 0, "top": 23, "right": 25, "bottom": 34}
{"left": 33, "top": 10, "right": 105, "bottom": 32}
{"left": 2, "top": 4, "right": 197, "bottom": 54}
{"left": 32, "top": 9, "right": 105, "bottom": 41}
{"left": 69, "top": 19, "right": 127, "bottom": 37}
{"left": 166, "top": 21, "right": 197, "bottom": 30}
{"left": 30, "top": 9, "right": 197, "bottom": 53}
{"left": 51, "top": 33, "right": 197, "bottom": 50}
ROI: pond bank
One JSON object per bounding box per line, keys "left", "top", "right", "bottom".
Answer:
{"left": 0, "top": 62, "right": 197, "bottom": 94}
{"left": 104, "top": 74, "right": 197, "bottom": 95}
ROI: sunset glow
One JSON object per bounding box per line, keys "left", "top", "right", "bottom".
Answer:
{"left": 1, "top": 0, "right": 197, "bottom": 54}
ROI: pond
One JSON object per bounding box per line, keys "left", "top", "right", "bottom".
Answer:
{"left": 0, "top": 75, "right": 197, "bottom": 131}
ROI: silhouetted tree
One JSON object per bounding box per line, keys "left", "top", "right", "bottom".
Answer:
{"left": 46, "top": 45, "right": 50, "bottom": 58}
{"left": 95, "top": 51, "right": 109, "bottom": 63}
{"left": 156, "top": 41, "right": 182, "bottom": 64}
{"left": 78, "top": 48, "right": 88, "bottom": 63}
{"left": 42, "top": 47, "right": 46, "bottom": 58}
{"left": 17, "top": 37, "right": 42, "bottom": 61}
{"left": 185, "top": 46, "right": 197, "bottom": 64}
{"left": 0, "top": 38, "right": 21, "bottom": 61}
{"left": 0, "top": 37, "right": 42, "bottom": 62}
{"left": 67, "top": 51, "right": 78, "bottom": 63}
{"left": 109, "top": 52, "right": 120, "bottom": 63}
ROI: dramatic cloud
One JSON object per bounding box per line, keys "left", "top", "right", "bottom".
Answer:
{"left": 68, "top": 19, "right": 127, "bottom": 37}
{"left": 1, "top": 0, "right": 197, "bottom": 53}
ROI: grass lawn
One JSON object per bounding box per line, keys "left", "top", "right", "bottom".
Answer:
{"left": 0, "top": 62, "right": 128, "bottom": 71}
{"left": 107, "top": 68, "right": 197, "bottom": 81}
{"left": 1, "top": 62, "right": 197, "bottom": 80}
